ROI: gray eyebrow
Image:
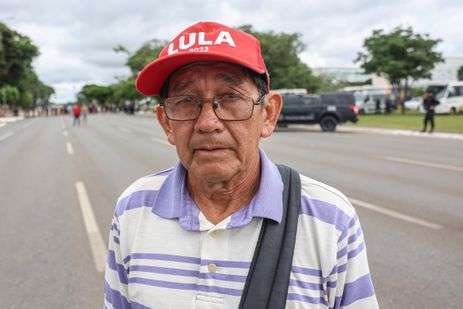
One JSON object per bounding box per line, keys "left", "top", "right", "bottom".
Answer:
{"left": 168, "top": 78, "right": 195, "bottom": 95}
{"left": 168, "top": 71, "right": 245, "bottom": 95}
{"left": 214, "top": 73, "right": 244, "bottom": 87}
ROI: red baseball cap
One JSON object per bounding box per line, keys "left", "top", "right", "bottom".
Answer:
{"left": 135, "top": 21, "right": 269, "bottom": 96}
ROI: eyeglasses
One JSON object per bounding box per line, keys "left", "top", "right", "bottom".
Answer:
{"left": 161, "top": 92, "right": 265, "bottom": 121}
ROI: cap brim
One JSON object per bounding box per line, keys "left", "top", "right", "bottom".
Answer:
{"left": 136, "top": 51, "right": 267, "bottom": 96}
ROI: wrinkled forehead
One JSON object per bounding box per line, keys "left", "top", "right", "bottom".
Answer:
{"left": 167, "top": 61, "right": 253, "bottom": 94}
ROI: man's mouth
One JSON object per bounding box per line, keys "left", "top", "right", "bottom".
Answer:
{"left": 193, "top": 146, "right": 230, "bottom": 155}
{"left": 196, "top": 147, "right": 227, "bottom": 151}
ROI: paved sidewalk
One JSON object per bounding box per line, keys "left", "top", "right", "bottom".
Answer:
{"left": 340, "top": 126, "right": 463, "bottom": 141}
{"left": 0, "top": 116, "right": 24, "bottom": 123}
{"left": 290, "top": 124, "right": 463, "bottom": 141}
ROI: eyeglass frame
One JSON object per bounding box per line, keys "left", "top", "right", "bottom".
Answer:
{"left": 159, "top": 92, "right": 267, "bottom": 121}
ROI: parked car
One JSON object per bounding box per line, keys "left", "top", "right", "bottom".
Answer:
{"left": 424, "top": 83, "right": 447, "bottom": 96}
{"left": 278, "top": 92, "right": 358, "bottom": 132}
{"left": 431, "top": 82, "right": 463, "bottom": 114}
{"left": 404, "top": 97, "right": 424, "bottom": 112}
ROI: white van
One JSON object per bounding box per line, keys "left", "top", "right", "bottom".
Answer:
{"left": 431, "top": 82, "right": 463, "bottom": 114}
{"left": 343, "top": 86, "right": 392, "bottom": 114}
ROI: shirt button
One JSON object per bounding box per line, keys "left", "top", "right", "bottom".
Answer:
{"left": 207, "top": 263, "right": 218, "bottom": 273}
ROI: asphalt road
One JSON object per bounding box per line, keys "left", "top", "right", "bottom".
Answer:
{"left": 1, "top": 114, "right": 462, "bottom": 309}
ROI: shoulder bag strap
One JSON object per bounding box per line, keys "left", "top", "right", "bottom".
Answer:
{"left": 239, "top": 164, "right": 301, "bottom": 309}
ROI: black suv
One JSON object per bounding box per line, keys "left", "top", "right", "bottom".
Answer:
{"left": 278, "top": 92, "right": 359, "bottom": 132}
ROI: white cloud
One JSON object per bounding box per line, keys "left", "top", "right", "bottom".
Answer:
{"left": 300, "top": 51, "right": 327, "bottom": 68}
{"left": 49, "top": 81, "right": 87, "bottom": 103}
{"left": 1, "top": 0, "right": 462, "bottom": 102}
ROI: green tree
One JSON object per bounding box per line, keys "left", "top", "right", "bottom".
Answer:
{"left": 458, "top": 65, "right": 463, "bottom": 81}
{"left": 20, "top": 91, "right": 33, "bottom": 110}
{"left": 78, "top": 84, "right": 113, "bottom": 106}
{"left": 238, "top": 25, "right": 321, "bottom": 92}
{"left": 355, "top": 26, "right": 443, "bottom": 112}
{"left": 106, "top": 40, "right": 164, "bottom": 107}
{"left": 411, "top": 86, "right": 425, "bottom": 98}
{"left": 0, "top": 22, "right": 54, "bottom": 110}
{"left": 115, "top": 40, "right": 165, "bottom": 75}
{"left": 0, "top": 22, "right": 39, "bottom": 87}
{"left": 37, "top": 84, "right": 55, "bottom": 106}
{"left": 110, "top": 76, "right": 143, "bottom": 107}
{"left": 18, "top": 69, "right": 54, "bottom": 108}
{"left": 0, "top": 85, "right": 20, "bottom": 105}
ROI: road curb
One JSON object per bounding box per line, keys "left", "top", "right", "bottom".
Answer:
{"left": 340, "top": 126, "right": 463, "bottom": 141}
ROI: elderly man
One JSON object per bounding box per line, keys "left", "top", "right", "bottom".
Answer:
{"left": 104, "top": 21, "right": 378, "bottom": 309}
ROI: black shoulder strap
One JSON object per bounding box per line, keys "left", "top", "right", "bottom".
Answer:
{"left": 239, "top": 164, "right": 301, "bottom": 309}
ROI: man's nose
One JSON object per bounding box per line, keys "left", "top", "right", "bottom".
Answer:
{"left": 194, "top": 100, "right": 223, "bottom": 133}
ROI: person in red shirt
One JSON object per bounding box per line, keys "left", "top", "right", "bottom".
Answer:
{"left": 72, "top": 103, "right": 81, "bottom": 126}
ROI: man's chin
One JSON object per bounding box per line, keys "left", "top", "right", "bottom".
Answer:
{"left": 189, "top": 162, "right": 238, "bottom": 183}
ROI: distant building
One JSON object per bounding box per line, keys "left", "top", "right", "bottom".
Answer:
{"left": 312, "top": 67, "right": 391, "bottom": 88}
{"left": 412, "top": 56, "right": 463, "bottom": 86}
{"left": 273, "top": 88, "right": 307, "bottom": 95}
{"left": 312, "top": 67, "right": 370, "bottom": 84}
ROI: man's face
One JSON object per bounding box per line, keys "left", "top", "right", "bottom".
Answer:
{"left": 156, "top": 62, "right": 279, "bottom": 183}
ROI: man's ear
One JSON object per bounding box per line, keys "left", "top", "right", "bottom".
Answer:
{"left": 155, "top": 105, "right": 176, "bottom": 145}
{"left": 260, "top": 91, "right": 283, "bottom": 138}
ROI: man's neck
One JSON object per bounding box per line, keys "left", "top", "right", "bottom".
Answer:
{"left": 186, "top": 156, "right": 261, "bottom": 225}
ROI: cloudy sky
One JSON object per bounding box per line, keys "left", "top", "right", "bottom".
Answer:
{"left": 1, "top": 0, "right": 462, "bottom": 102}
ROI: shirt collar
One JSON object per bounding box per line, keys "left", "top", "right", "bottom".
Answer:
{"left": 152, "top": 148, "right": 283, "bottom": 231}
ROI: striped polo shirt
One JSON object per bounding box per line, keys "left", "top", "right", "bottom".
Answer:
{"left": 104, "top": 150, "right": 378, "bottom": 308}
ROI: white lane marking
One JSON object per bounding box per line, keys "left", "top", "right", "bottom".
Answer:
{"left": 66, "top": 142, "right": 74, "bottom": 155}
{"left": 22, "top": 122, "right": 33, "bottom": 129}
{"left": 151, "top": 136, "right": 172, "bottom": 146}
{"left": 0, "top": 131, "right": 14, "bottom": 142}
{"left": 386, "top": 156, "right": 463, "bottom": 172}
{"left": 75, "top": 181, "right": 107, "bottom": 272}
{"left": 349, "top": 197, "right": 443, "bottom": 230}
{"left": 0, "top": 123, "right": 6, "bottom": 128}
{"left": 63, "top": 130, "right": 69, "bottom": 137}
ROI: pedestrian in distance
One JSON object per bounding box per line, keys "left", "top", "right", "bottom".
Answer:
{"left": 374, "top": 97, "right": 381, "bottom": 114}
{"left": 103, "top": 21, "right": 378, "bottom": 309}
{"left": 81, "top": 104, "right": 88, "bottom": 125}
{"left": 363, "top": 95, "right": 370, "bottom": 108}
{"left": 421, "top": 91, "right": 440, "bottom": 133}
{"left": 72, "top": 103, "right": 81, "bottom": 126}
{"left": 385, "top": 95, "right": 392, "bottom": 114}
